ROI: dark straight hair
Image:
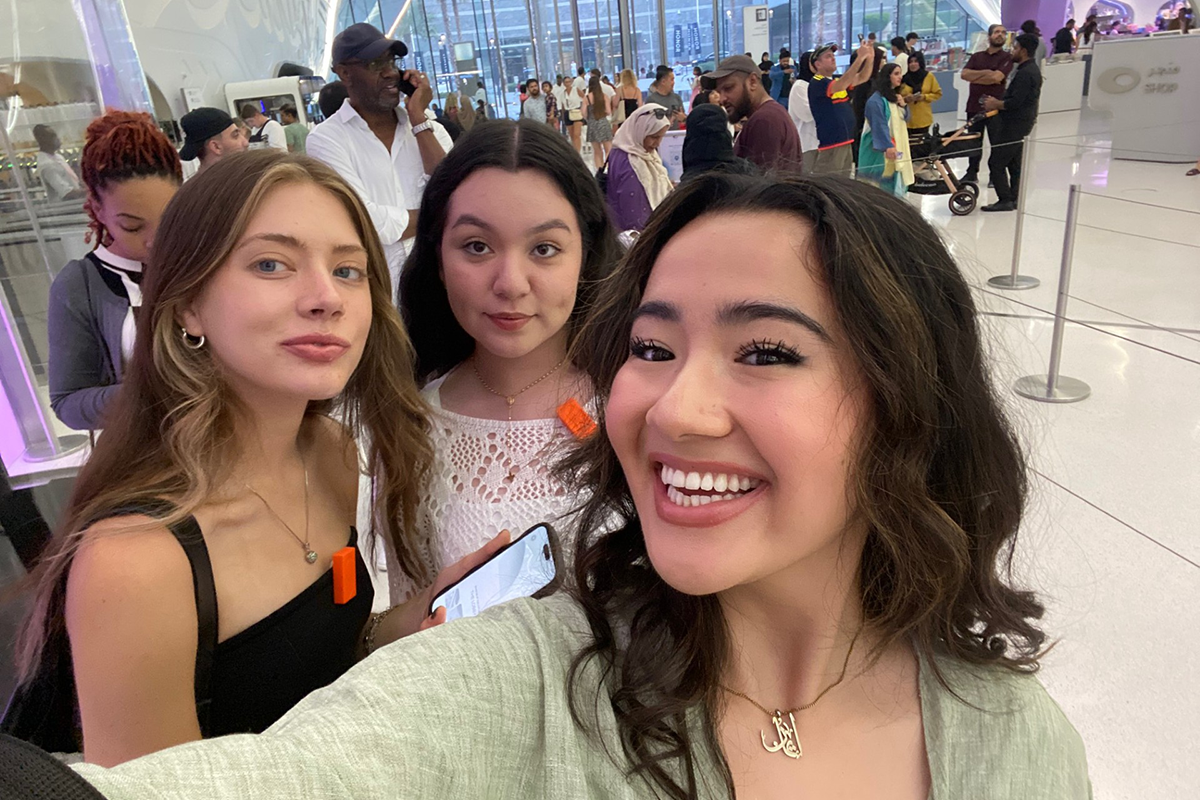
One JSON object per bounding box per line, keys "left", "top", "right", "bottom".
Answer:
{"left": 563, "top": 173, "right": 1044, "bottom": 799}
{"left": 398, "top": 119, "right": 621, "bottom": 384}
{"left": 873, "top": 62, "right": 902, "bottom": 102}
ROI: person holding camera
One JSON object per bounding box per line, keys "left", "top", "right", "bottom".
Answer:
{"left": 307, "top": 23, "right": 453, "bottom": 289}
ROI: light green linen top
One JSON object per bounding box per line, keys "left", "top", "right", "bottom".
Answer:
{"left": 74, "top": 595, "right": 1091, "bottom": 799}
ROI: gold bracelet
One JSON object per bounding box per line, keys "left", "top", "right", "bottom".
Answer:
{"left": 364, "top": 604, "right": 403, "bottom": 655}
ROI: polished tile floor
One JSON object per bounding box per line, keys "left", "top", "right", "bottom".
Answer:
{"left": 917, "top": 107, "right": 1200, "bottom": 800}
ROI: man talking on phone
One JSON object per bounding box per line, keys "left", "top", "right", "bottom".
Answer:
{"left": 307, "top": 23, "right": 453, "bottom": 290}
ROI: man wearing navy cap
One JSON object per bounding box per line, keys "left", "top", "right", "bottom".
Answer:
{"left": 179, "top": 107, "right": 249, "bottom": 173}
{"left": 307, "top": 23, "right": 453, "bottom": 287}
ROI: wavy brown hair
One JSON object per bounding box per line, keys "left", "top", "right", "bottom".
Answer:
{"left": 15, "top": 150, "right": 433, "bottom": 681}
{"left": 564, "top": 173, "right": 1046, "bottom": 798}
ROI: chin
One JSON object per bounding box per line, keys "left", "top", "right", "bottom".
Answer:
{"left": 643, "top": 532, "right": 739, "bottom": 597}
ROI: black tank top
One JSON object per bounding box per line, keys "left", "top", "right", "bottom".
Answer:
{"left": 2, "top": 504, "right": 374, "bottom": 750}
{"left": 623, "top": 97, "right": 638, "bottom": 116}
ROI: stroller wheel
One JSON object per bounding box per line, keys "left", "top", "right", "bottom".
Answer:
{"left": 949, "top": 190, "right": 977, "bottom": 216}
{"left": 959, "top": 182, "right": 979, "bottom": 198}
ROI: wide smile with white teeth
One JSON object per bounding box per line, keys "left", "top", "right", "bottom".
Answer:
{"left": 659, "top": 464, "right": 763, "bottom": 508}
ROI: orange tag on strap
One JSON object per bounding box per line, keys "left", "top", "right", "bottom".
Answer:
{"left": 332, "top": 547, "right": 357, "bottom": 604}
{"left": 557, "top": 398, "right": 597, "bottom": 440}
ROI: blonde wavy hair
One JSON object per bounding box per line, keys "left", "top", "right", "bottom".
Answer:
{"left": 16, "top": 150, "right": 434, "bottom": 681}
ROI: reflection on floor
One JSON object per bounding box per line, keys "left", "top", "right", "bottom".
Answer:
{"left": 1, "top": 108, "right": 1196, "bottom": 799}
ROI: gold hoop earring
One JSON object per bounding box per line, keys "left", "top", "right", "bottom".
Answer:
{"left": 181, "top": 327, "right": 206, "bottom": 349}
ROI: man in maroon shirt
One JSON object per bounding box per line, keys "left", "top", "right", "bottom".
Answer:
{"left": 960, "top": 24, "right": 1013, "bottom": 184}
{"left": 703, "top": 54, "right": 802, "bottom": 173}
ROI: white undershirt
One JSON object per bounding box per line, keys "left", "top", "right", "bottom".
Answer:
{"left": 93, "top": 244, "right": 143, "bottom": 363}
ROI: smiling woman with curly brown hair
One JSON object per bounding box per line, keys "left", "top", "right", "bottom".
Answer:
{"left": 22, "top": 173, "right": 1089, "bottom": 800}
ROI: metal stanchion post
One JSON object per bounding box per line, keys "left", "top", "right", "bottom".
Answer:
{"left": 1014, "top": 184, "right": 1090, "bottom": 403}
{"left": 988, "top": 132, "right": 1041, "bottom": 290}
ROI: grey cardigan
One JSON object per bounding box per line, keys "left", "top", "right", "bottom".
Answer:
{"left": 47, "top": 254, "right": 128, "bottom": 430}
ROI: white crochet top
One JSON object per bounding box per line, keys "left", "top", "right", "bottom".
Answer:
{"left": 387, "top": 372, "right": 595, "bottom": 603}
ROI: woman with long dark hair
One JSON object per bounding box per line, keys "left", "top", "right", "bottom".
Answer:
{"left": 57, "top": 174, "right": 1089, "bottom": 798}
{"left": 394, "top": 119, "right": 619, "bottom": 602}
{"left": 858, "top": 63, "right": 914, "bottom": 196}
{"left": 586, "top": 75, "right": 615, "bottom": 170}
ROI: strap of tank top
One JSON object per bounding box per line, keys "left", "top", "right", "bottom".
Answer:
{"left": 165, "top": 515, "right": 217, "bottom": 736}
{"left": 92, "top": 502, "right": 217, "bottom": 736}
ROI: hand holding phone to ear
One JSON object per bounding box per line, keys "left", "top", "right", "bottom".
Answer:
{"left": 402, "top": 69, "right": 434, "bottom": 125}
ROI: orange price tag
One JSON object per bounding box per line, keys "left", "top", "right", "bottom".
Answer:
{"left": 332, "top": 547, "right": 357, "bottom": 605}
{"left": 557, "top": 398, "right": 597, "bottom": 440}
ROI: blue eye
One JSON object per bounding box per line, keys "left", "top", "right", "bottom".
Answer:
{"left": 630, "top": 337, "right": 674, "bottom": 362}
{"left": 333, "top": 266, "right": 366, "bottom": 280}
{"left": 255, "top": 259, "right": 284, "bottom": 274}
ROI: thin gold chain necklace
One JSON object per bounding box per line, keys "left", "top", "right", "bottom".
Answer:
{"left": 244, "top": 460, "right": 317, "bottom": 565}
{"left": 720, "top": 626, "right": 862, "bottom": 760}
{"left": 471, "top": 355, "right": 569, "bottom": 422}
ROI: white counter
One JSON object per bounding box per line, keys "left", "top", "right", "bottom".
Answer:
{"left": 1040, "top": 59, "right": 1087, "bottom": 113}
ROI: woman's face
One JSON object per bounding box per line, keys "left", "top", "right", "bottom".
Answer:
{"left": 908, "top": 57, "right": 921, "bottom": 73}
{"left": 439, "top": 167, "right": 583, "bottom": 363}
{"left": 606, "top": 212, "right": 868, "bottom": 597}
{"left": 92, "top": 175, "right": 179, "bottom": 262}
{"left": 543, "top": 82, "right": 553, "bottom": 94}
{"left": 890, "top": 66, "right": 903, "bottom": 87}
{"left": 180, "top": 181, "right": 372, "bottom": 407}
{"left": 643, "top": 129, "right": 666, "bottom": 151}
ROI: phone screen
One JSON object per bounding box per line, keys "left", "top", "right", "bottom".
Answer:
{"left": 429, "top": 524, "right": 557, "bottom": 622}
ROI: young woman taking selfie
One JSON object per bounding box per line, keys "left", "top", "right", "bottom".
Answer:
{"left": 7, "top": 151, "right": 500, "bottom": 766}
{"left": 53, "top": 173, "right": 1088, "bottom": 798}
{"left": 394, "top": 119, "right": 619, "bottom": 602}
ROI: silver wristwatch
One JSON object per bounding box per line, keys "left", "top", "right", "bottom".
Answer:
{"left": 411, "top": 120, "right": 434, "bottom": 136}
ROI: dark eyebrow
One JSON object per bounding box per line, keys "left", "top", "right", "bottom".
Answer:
{"left": 718, "top": 301, "right": 831, "bottom": 342}
{"left": 450, "top": 213, "right": 572, "bottom": 235}
{"left": 240, "top": 232, "right": 365, "bottom": 256}
{"left": 631, "top": 300, "right": 680, "bottom": 323}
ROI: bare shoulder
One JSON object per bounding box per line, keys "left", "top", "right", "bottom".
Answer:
{"left": 66, "top": 515, "right": 195, "bottom": 623}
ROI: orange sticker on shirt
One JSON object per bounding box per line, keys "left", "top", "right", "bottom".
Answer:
{"left": 332, "top": 547, "right": 357, "bottom": 605}
{"left": 557, "top": 398, "right": 597, "bottom": 440}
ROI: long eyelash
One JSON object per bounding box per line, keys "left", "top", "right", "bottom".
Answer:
{"left": 738, "top": 339, "right": 804, "bottom": 361}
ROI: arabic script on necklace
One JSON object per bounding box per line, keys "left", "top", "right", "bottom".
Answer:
{"left": 761, "top": 709, "right": 802, "bottom": 759}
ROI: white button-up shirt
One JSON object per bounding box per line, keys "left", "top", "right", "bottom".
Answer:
{"left": 307, "top": 99, "right": 453, "bottom": 286}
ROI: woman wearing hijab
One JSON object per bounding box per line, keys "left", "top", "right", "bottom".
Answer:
{"left": 679, "top": 105, "right": 755, "bottom": 183}
{"left": 859, "top": 63, "right": 914, "bottom": 197}
{"left": 604, "top": 104, "right": 673, "bottom": 232}
{"left": 897, "top": 51, "right": 942, "bottom": 136}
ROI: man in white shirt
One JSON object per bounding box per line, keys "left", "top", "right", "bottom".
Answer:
{"left": 307, "top": 23, "right": 452, "bottom": 288}
{"left": 474, "top": 81, "right": 487, "bottom": 106}
{"left": 551, "top": 75, "right": 567, "bottom": 133}
{"left": 239, "top": 105, "right": 288, "bottom": 151}
{"left": 32, "top": 124, "right": 84, "bottom": 202}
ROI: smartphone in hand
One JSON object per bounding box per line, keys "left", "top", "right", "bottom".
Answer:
{"left": 428, "top": 522, "right": 559, "bottom": 622}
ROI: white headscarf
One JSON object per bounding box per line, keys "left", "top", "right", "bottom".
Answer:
{"left": 612, "top": 104, "right": 673, "bottom": 209}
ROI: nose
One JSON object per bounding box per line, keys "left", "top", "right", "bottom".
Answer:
{"left": 490, "top": 250, "right": 532, "bottom": 300}
{"left": 644, "top": 353, "right": 733, "bottom": 442}
{"left": 298, "top": 265, "right": 345, "bottom": 319}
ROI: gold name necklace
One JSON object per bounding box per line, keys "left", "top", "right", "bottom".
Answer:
{"left": 719, "top": 626, "right": 862, "bottom": 760}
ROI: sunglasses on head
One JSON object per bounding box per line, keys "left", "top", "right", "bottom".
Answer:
{"left": 645, "top": 107, "right": 671, "bottom": 119}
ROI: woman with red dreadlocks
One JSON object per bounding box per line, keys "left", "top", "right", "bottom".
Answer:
{"left": 47, "top": 110, "right": 182, "bottom": 431}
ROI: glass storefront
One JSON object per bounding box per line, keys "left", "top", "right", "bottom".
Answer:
{"left": 337, "top": 0, "right": 990, "bottom": 115}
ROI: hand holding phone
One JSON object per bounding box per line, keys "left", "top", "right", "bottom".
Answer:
{"left": 428, "top": 523, "right": 559, "bottom": 623}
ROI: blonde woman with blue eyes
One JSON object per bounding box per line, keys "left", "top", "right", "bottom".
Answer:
{"left": 8, "top": 151, "right": 502, "bottom": 765}
{"left": 394, "top": 120, "right": 621, "bottom": 602}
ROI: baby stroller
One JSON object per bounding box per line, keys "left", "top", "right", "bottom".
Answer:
{"left": 906, "top": 111, "right": 998, "bottom": 216}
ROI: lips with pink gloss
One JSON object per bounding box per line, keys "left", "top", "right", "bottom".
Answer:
{"left": 486, "top": 312, "right": 533, "bottom": 332}
{"left": 281, "top": 333, "right": 351, "bottom": 363}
